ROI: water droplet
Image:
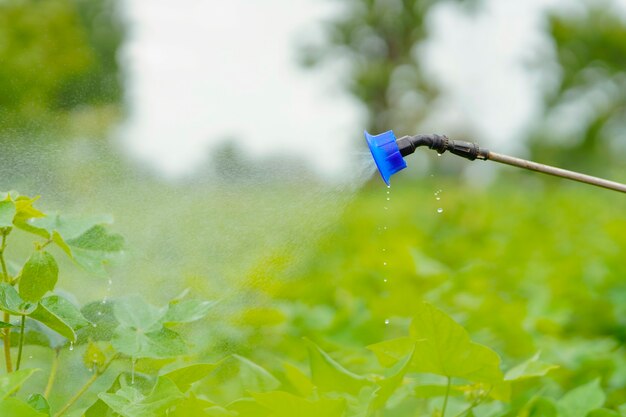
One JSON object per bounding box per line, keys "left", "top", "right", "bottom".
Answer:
{"left": 69, "top": 342, "right": 74, "bottom": 351}
{"left": 383, "top": 278, "right": 388, "bottom": 283}
{"left": 437, "top": 208, "right": 443, "bottom": 213}
{"left": 436, "top": 197, "right": 440, "bottom": 201}
{"left": 386, "top": 197, "right": 390, "bottom": 201}
{"left": 437, "top": 153, "right": 442, "bottom": 157}
{"left": 28, "top": 355, "right": 32, "bottom": 359}
{"left": 383, "top": 262, "right": 387, "bottom": 266}
{"left": 382, "top": 248, "right": 386, "bottom": 252}
{"left": 384, "top": 206, "right": 388, "bottom": 210}
{"left": 384, "top": 319, "right": 390, "bottom": 325}
{"left": 387, "top": 185, "right": 391, "bottom": 189}
{"left": 383, "top": 226, "right": 387, "bottom": 230}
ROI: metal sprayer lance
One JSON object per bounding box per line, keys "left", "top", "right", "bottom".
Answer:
{"left": 365, "top": 131, "right": 626, "bottom": 194}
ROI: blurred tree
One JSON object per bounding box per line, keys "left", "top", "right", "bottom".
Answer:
{"left": 301, "top": 0, "right": 479, "bottom": 135}
{"left": 0, "top": 0, "right": 125, "bottom": 135}
{"left": 529, "top": 4, "right": 626, "bottom": 176}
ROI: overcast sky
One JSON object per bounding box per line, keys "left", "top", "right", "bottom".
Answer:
{"left": 118, "top": 0, "right": 623, "bottom": 178}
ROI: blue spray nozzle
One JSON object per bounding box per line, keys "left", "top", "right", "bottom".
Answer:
{"left": 365, "top": 130, "right": 407, "bottom": 185}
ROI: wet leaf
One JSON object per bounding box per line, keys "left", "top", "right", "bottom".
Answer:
{"left": 0, "top": 283, "right": 36, "bottom": 315}
{"left": 18, "top": 251, "right": 58, "bottom": 302}
{"left": 112, "top": 326, "right": 187, "bottom": 359}
{"left": 98, "top": 377, "right": 184, "bottom": 417}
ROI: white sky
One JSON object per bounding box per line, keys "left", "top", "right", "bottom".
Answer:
{"left": 118, "top": 0, "right": 623, "bottom": 177}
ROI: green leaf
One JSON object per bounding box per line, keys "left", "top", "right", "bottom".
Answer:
{"left": 162, "top": 299, "right": 215, "bottom": 324}
{"left": 29, "top": 295, "right": 90, "bottom": 343}
{"left": 368, "top": 337, "right": 416, "bottom": 367}
{"left": 27, "top": 216, "right": 124, "bottom": 276}
{"left": 505, "top": 352, "right": 559, "bottom": 381}
{"left": 114, "top": 297, "right": 165, "bottom": 332}
{"left": 84, "top": 373, "right": 124, "bottom": 417}
{"left": 0, "top": 397, "right": 48, "bottom": 417}
{"left": 0, "top": 369, "right": 39, "bottom": 400}
{"left": 0, "top": 321, "right": 15, "bottom": 328}
{"left": 98, "top": 377, "right": 185, "bottom": 417}
{"left": 84, "top": 342, "right": 106, "bottom": 370}
{"left": 26, "top": 394, "right": 50, "bottom": 416}
{"left": 18, "top": 251, "right": 58, "bottom": 302}
{"left": 112, "top": 326, "right": 187, "bottom": 359}
{"left": 283, "top": 362, "right": 314, "bottom": 397}
{"left": 77, "top": 301, "right": 119, "bottom": 343}
{"left": 305, "top": 338, "right": 370, "bottom": 395}
{"left": 0, "top": 199, "right": 16, "bottom": 228}
{"left": 558, "top": 379, "right": 606, "bottom": 417}
{"left": 231, "top": 355, "right": 280, "bottom": 392}
{"left": 252, "top": 391, "right": 346, "bottom": 417}
{"left": 0, "top": 283, "right": 37, "bottom": 315}
{"left": 409, "top": 302, "right": 503, "bottom": 384}
{"left": 520, "top": 396, "right": 558, "bottom": 417}
{"left": 370, "top": 348, "right": 415, "bottom": 411}
{"left": 161, "top": 363, "right": 219, "bottom": 392}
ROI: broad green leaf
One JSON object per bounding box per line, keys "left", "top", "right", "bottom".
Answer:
{"left": 26, "top": 216, "right": 124, "bottom": 276}
{"left": 227, "top": 398, "right": 270, "bottom": 417}
{"left": 252, "top": 391, "right": 346, "bottom": 417}
{"left": 0, "top": 397, "right": 47, "bottom": 417}
{"left": 520, "top": 397, "right": 558, "bottom": 417}
{"left": 98, "top": 377, "right": 184, "bottom": 417}
{"left": 112, "top": 326, "right": 187, "bottom": 359}
{"left": 29, "top": 295, "right": 91, "bottom": 343}
{"left": 161, "top": 363, "right": 219, "bottom": 392}
{"left": 283, "top": 362, "right": 314, "bottom": 397}
{"left": 505, "top": 352, "right": 558, "bottom": 381}
{"left": 0, "top": 199, "right": 16, "bottom": 228}
{"left": 29, "top": 303, "right": 76, "bottom": 342}
{"left": 26, "top": 394, "right": 50, "bottom": 416}
{"left": 77, "top": 301, "right": 119, "bottom": 343}
{"left": 162, "top": 299, "right": 215, "bottom": 324}
{"left": 0, "top": 369, "right": 39, "bottom": 400}
{"left": 409, "top": 302, "right": 503, "bottom": 384}
{"left": 305, "top": 338, "right": 370, "bottom": 395}
{"left": 13, "top": 196, "right": 44, "bottom": 223}
{"left": 370, "top": 348, "right": 415, "bottom": 411}
{"left": 40, "top": 295, "right": 91, "bottom": 332}
{"left": 12, "top": 319, "right": 65, "bottom": 349}
{"left": 557, "top": 379, "right": 605, "bottom": 417}
{"left": 114, "top": 297, "right": 165, "bottom": 332}
{"left": 18, "top": 251, "right": 58, "bottom": 302}
{"left": 0, "top": 283, "right": 37, "bottom": 315}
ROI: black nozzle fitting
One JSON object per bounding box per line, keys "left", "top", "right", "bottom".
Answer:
{"left": 396, "top": 134, "right": 489, "bottom": 161}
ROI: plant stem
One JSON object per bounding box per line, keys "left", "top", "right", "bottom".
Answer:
{"left": 0, "top": 232, "right": 12, "bottom": 373}
{"left": 53, "top": 354, "right": 118, "bottom": 417}
{"left": 15, "top": 315, "right": 26, "bottom": 370}
{"left": 442, "top": 376, "right": 452, "bottom": 417}
{"left": 44, "top": 349, "right": 60, "bottom": 398}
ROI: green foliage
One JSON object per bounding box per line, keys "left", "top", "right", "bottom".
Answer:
{"left": 0, "top": 0, "right": 125, "bottom": 134}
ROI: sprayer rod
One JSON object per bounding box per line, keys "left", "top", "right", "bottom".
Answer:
{"left": 397, "top": 134, "right": 626, "bottom": 194}
{"left": 486, "top": 152, "right": 626, "bottom": 194}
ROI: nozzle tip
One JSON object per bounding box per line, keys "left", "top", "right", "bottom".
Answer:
{"left": 364, "top": 130, "right": 407, "bottom": 185}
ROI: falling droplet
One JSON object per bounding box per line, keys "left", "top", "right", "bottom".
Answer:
{"left": 386, "top": 197, "right": 390, "bottom": 201}
{"left": 69, "top": 342, "right": 74, "bottom": 351}
{"left": 383, "top": 262, "right": 387, "bottom": 266}
{"left": 437, "top": 208, "right": 443, "bottom": 213}
{"left": 437, "top": 153, "right": 442, "bottom": 157}
{"left": 383, "top": 278, "right": 388, "bottom": 283}
{"left": 384, "top": 206, "right": 388, "bottom": 210}
{"left": 384, "top": 319, "right": 390, "bottom": 325}
{"left": 382, "top": 248, "right": 386, "bottom": 252}
{"left": 436, "top": 197, "right": 440, "bottom": 201}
